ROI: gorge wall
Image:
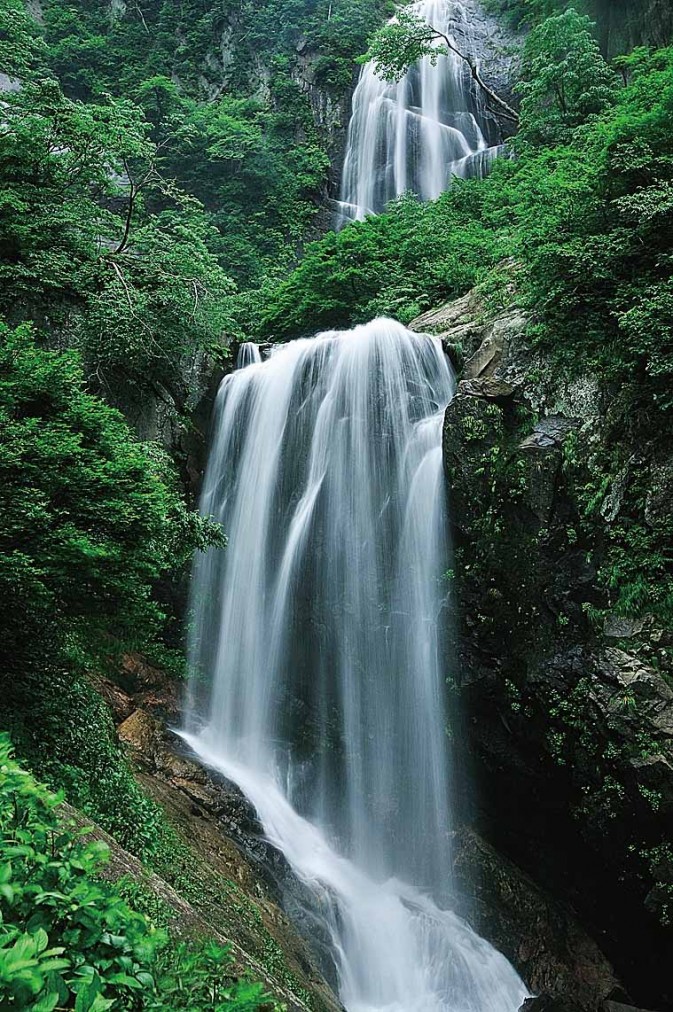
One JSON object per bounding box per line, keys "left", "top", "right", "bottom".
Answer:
{"left": 409, "top": 288, "right": 673, "bottom": 1011}
{"left": 11, "top": 0, "right": 672, "bottom": 1008}
{"left": 591, "top": 0, "right": 673, "bottom": 55}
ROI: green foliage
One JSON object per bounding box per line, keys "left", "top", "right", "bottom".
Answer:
{"left": 0, "top": 62, "right": 234, "bottom": 393}
{"left": 0, "top": 323, "right": 222, "bottom": 677}
{"left": 148, "top": 941, "right": 271, "bottom": 1011}
{"left": 31, "top": 0, "right": 390, "bottom": 290}
{"left": 261, "top": 186, "right": 509, "bottom": 337}
{"left": 0, "top": 0, "right": 47, "bottom": 77}
{"left": 0, "top": 320, "right": 224, "bottom": 859}
{"left": 0, "top": 732, "right": 158, "bottom": 1009}
{"left": 0, "top": 735, "right": 276, "bottom": 1010}
{"left": 364, "top": 9, "right": 440, "bottom": 83}
{"left": 484, "top": 0, "right": 673, "bottom": 49}
{"left": 153, "top": 84, "right": 330, "bottom": 287}
{"left": 1, "top": 670, "right": 175, "bottom": 861}
{"left": 516, "top": 9, "right": 618, "bottom": 146}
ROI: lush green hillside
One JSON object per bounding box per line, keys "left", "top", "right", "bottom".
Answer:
{"left": 39, "top": 0, "right": 392, "bottom": 287}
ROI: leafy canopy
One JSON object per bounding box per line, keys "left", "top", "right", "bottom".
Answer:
{"left": 0, "top": 65, "right": 234, "bottom": 397}
{"left": 516, "top": 8, "right": 619, "bottom": 146}
{"left": 364, "top": 9, "right": 444, "bottom": 83}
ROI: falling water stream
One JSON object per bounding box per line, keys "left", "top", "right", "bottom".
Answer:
{"left": 185, "top": 322, "right": 528, "bottom": 1012}
{"left": 338, "top": 0, "right": 501, "bottom": 222}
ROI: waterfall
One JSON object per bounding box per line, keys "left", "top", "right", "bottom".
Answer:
{"left": 185, "top": 319, "right": 528, "bottom": 1012}
{"left": 236, "top": 342, "right": 262, "bottom": 369}
{"left": 337, "top": 0, "right": 501, "bottom": 223}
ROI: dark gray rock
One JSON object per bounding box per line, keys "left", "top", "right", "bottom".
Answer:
{"left": 590, "top": 0, "right": 673, "bottom": 56}
{"left": 520, "top": 416, "right": 580, "bottom": 450}
{"left": 645, "top": 456, "right": 673, "bottom": 529}
{"left": 603, "top": 616, "right": 646, "bottom": 640}
{"left": 437, "top": 286, "right": 673, "bottom": 1010}
{"left": 520, "top": 996, "right": 585, "bottom": 1012}
{"left": 460, "top": 376, "right": 517, "bottom": 402}
{"left": 453, "top": 829, "right": 620, "bottom": 1008}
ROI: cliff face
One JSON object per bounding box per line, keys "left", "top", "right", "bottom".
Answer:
{"left": 590, "top": 0, "right": 673, "bottom": 56}
{"left": 411, "top": 291, "right": 673, "bottom": 1012}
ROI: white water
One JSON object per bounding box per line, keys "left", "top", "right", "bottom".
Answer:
{"left": 338, "top": 0, "right": 500, "bottom": 223}
{"left": 236, "top": 342, "right": 262, "bottom": 369}
{"left": 187, "top": 319, "right": 527, "bottom": 1012}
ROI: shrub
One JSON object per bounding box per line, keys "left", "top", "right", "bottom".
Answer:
{"left": 0, "top": 735, "right": 277, "bottom": 1011}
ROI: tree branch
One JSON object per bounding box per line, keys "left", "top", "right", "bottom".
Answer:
{"left": 132, "top": 2, "right": 150, "bottom": 34}
{"left": 429, "top": 27, "right": 519, "bottom": 124}
{"left": 113, "top": 157, "right": 156, "bottom": 255}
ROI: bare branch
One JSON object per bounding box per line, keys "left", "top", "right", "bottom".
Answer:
{"left": 132, "top": 2, "right": 150, "bottom": 34}
{"left": 110, "top": 259, "right": 135, "bottom": 311}
{"left": 429, "top": 27, "right": 520, "bottom": 124}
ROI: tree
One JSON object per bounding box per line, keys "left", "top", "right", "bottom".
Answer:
{"left": 0, "top": 70, "right": 235, "bottom": 397}
{"left": 0, "top": 322, "right": 223, "bottom": 678}
{"left": 0, "top": 0, "right": 46, "bottom": 79}
{"left": 364, "top": 8, "right": 520, "bottom": 123}
{"left": 517, "top": 8, "right": 618, "bottom": 146}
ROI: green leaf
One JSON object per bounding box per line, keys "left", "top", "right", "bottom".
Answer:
{"left": 30, "top": 988, "right": 60, "bottom": 1012}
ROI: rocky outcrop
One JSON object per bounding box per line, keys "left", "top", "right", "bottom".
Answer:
{"left": 107, "top": 348, "right": 227, "bottom": 499}
{"left": 590, "top": 0, "right": 673, "bottom": 56}
{"left": 412, "top": 291, "right": 673, "bottom": 1010}
{"left": 93, "top": 676, "right": 342, "bottom": 1012}
{"left": 452, "top": 829, "right": 620, "bottom": 1008}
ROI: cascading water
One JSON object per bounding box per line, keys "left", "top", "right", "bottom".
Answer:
{"left": 185, "top": 320, "right": 528, "bottom": 1012}
{"left": 338, "top": 0, "right": 501, "bottom": 223}
{"left": 236, "top": 342, "right": 262, "bottom": 369}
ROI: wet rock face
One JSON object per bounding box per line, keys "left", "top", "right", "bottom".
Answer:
{"left": 452, "top": 828, "right": 620, "bottom": 1009}
{"left": 590, "top": 0, "right": 673, "bottom": 55}
{"left": 108, "top": 348, "right": 227, "bottom": 500}
{"left": 450, "top": 0, "right": 523, "bottom": 141}
{"left": 113, "top": 702, "right": 343, "bottom": 1011}
{"left": 412, "top": 292, "right": 673, "bottom": 1010}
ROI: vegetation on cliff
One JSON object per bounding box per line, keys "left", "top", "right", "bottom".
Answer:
{"left": 1, "top": 0, "right": 673, "bottom": 1005}
{"left": 38, "top": 0, "right": 392, "bottom": 288}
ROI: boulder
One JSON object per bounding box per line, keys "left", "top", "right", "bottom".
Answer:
{"left": 453, "top": 829, "right": 620, "bottom": 1009}
{"left": 603, "top": 616, "right": 646, "bottom": 640}
{"left": 117, "top": 709, "right": 164, "bottom": 764}
{"left": 520, "top": 416, "right": 579, "bottom": 450}
{"left": 519, "top": 997, "right": 585, "bottom": 1012}
{"left": 463, "top": 329, "right": 509, "bottom": 380}
{"left": 460, "top": 377, "right": 517, "bottom": 402}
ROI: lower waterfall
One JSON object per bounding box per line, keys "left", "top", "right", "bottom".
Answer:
{"left": 185, "top": 320, "right": 528, "bottom": 1012}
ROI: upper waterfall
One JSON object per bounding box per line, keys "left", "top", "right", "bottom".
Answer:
{"left": 235, "top": 342, "right": 262, "bottom": 369}
{"left": 186, "top": 319, "right": 527, "bottom": 1012}
{"left": 338, "top": 0, "right": 501, "bottom": 223}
